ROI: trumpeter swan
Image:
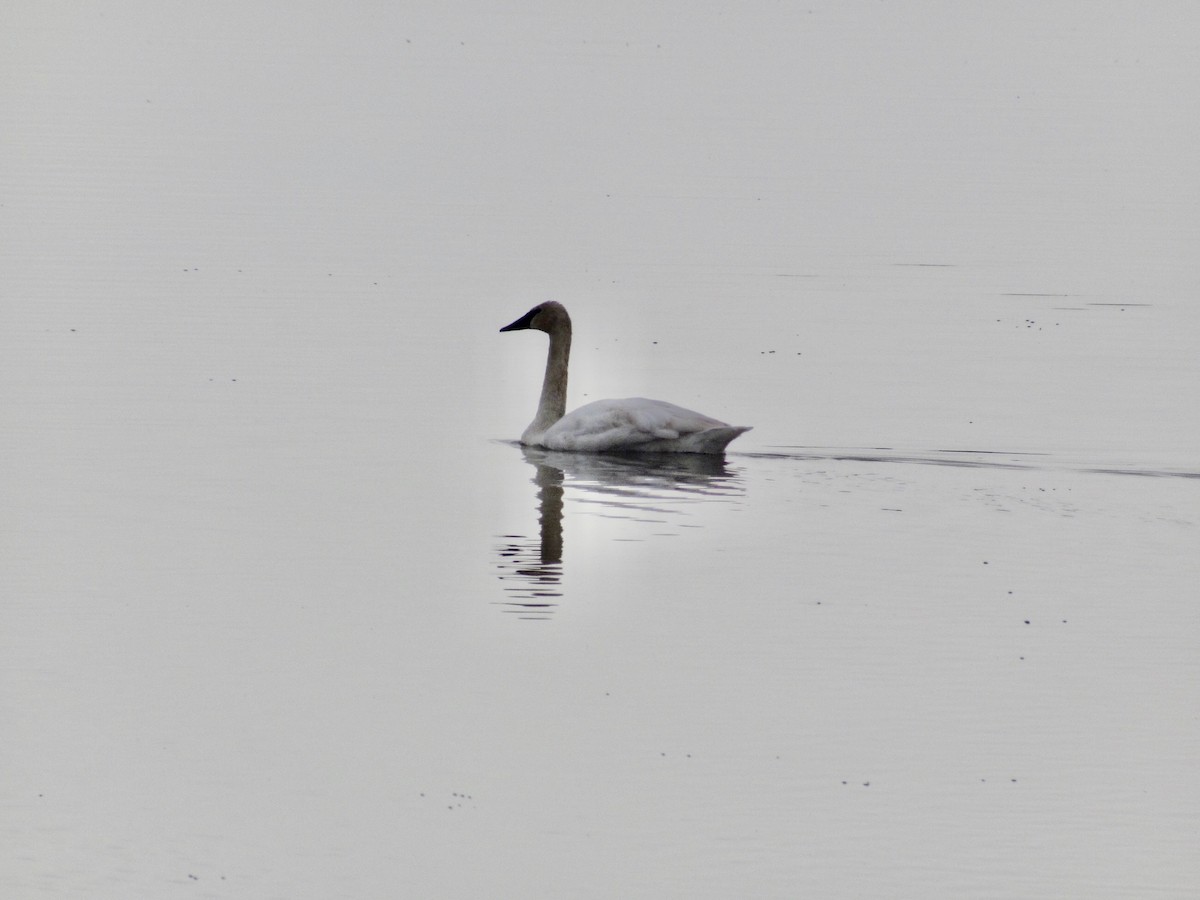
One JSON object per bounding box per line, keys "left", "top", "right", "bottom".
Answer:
{"left": 499, "top": 302, "right": 750, "bottom": 454}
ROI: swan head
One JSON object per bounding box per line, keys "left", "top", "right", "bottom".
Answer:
{"left": 499, "top": 301, "right": 570, "bottom": 334}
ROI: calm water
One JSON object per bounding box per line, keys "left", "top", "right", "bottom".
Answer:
{"left": 4, "top": 4, "right": 1199, "bottom": 898}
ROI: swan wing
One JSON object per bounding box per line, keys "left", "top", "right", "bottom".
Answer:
{"left": 539, "top": 398, "right": 750, "bottom": 454}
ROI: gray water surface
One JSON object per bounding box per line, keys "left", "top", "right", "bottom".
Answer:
{"left": 4, "top": 4, "right": 1199, "bottom": 898}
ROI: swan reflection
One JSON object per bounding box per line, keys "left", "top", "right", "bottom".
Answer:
{"left": 494, "top": 447, "right": 744, "bottom": 618}
{"left": 495, "top": 455, "right": 564, "bottom": 619}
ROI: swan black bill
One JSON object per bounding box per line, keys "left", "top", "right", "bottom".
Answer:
{"left": 500, "top": 308, "right": 538, "bottom": 332}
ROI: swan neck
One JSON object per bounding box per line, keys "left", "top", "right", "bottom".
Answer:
{"left": 539, "top": 324, "right": 570, "bottom": 423}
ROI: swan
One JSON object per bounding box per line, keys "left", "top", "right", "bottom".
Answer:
{"left": 499, "top": 302, "right": 751, "bottom": 454}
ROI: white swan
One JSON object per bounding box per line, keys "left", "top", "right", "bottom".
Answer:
{"left": 500, "top": 302, "right": 751, "bottom": 454}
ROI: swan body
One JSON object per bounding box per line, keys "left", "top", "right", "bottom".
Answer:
{"left": 500, "top": 302, "right": 750, "bottom": 454}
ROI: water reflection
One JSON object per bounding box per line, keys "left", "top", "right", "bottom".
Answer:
{"left": 751, "top": 447, "right": 1200, "bottom": 480}
{"left": 495, "top": 454, "right": 565, "bottom": 619}
{"left": 494, "top": 447, "right": 744, "bottom": 618}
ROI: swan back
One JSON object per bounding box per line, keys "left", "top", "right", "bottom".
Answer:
{"left": 541, "top": 398, "right": 751, "bottom": 454}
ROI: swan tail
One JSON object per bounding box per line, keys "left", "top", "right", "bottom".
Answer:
{"left": 638, "top": 425, "right": 752, "bottom": 455}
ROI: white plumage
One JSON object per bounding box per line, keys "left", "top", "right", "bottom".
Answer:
{"left": 500, "top": 302, "right": 750, "bottom": 454}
